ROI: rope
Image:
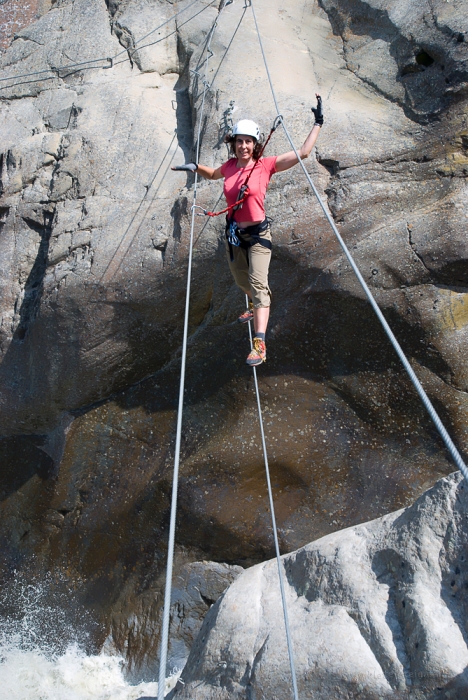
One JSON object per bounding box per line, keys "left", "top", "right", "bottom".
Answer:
{"left": 0, "top": 0, "right": 216, "bottom": 91}
{"left": 94, "top": 130, "right": 178, "bottom": 290}
{"left": 116, "top": 0, "right": 220, "bottom": 66}
{"left": 156, "top": 2, "right": 232, "bottom": 695}
{"left": 245, "top": 296, "right": 300, "bottom": 700}
{"left": 112, "top": 0, "right": 213, "bottom": 61}
{"left": 248, "top": 0, "right": 468, "bottom": 485}
{"left": 208, "top": 3, "right": 246, "bottom": 91}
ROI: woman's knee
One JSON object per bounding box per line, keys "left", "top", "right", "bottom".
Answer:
{"left": 249, "top": 282, "right": 271, "bottom": 308}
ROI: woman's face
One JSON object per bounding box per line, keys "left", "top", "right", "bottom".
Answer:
{"left": 235, "top": 135, "right": 255, "bottom": 160}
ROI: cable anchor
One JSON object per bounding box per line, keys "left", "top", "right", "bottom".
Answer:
{"left": 103, "top": 57, "right": 114, "bottom": 69}
{"left": 191, "top": 205, "right": 208, "bottom": 216}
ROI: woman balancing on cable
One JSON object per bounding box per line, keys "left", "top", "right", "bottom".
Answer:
{"left": 172, "top": 95, "right": 323, "bottom": 366}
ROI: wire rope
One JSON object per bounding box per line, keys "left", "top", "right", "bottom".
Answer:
{"left": 93, "top": 130, "right": 178, "bottom": 291}
{"left": 0, "top": 0, "right": 216, "bottom": 91}
{"left": 121, "top": 0, "right": 219, "bottom": 64}
{"left": 248, "top": 0, "right": 468, "bottom": 487}
{"left": 208, "top": 1, "right": 246, "bottom": 89}
{"left": 156, "top": 2, "right": 236, "bottom": 695}
{"left": 0, "top": 57, "right": 111, "bottom": 84}
{"left": 113, "top": 0, "right": 211, "bottom": 61}
{"left": 245, "top": 297, "right": 300, "bottom": 700}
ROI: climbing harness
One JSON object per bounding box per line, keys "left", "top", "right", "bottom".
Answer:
{"left": 226, "top": 218, "right": 272, "bottom": 262}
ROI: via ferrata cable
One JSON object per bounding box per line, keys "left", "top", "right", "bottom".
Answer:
{"left": 112, "top": 0, "right": 217, "bottom": 62}
{"left": 156, "top": 2, "right": 233, "bottom": 696}
{"left": 114, "top": 0, "right": 220, "bottom": 67}
{"left": 249, "top": 0, "right": 468, "bottom": 486}
{"left": 0, "top": 0, "right": 216, "bottom": 91}
{"left": 245, "top": 295, "right": 300, "bottom": 700}
{"left": 95, "top": 130, "right": 178, "bottom": 290}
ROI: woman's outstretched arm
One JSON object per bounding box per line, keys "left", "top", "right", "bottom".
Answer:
{"left": 275, "top": 95, "right": 323, "bottom": 173}
{"left": 197, "top": 164, "right": 224, "bottom": 180}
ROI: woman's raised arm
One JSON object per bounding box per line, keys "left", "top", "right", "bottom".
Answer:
{"left": 275, "top": 95, "right": 323, "bottom": 173}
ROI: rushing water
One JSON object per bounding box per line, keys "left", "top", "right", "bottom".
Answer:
{"left": 0, "top": 642, "right": 178, "bottom": 700}
{"left": 0, "top": 572, "right": 177, "bottom": 699}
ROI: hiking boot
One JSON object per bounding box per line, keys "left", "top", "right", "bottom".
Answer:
{"left": 246, "top": 337, "right": 266, "bottom": 366}
{"left": 238, "top": 302, "right": 254, "bottom": 324}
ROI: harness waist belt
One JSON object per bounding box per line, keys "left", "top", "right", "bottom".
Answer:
{"left": 225, "top": 218, "right": 272, "bottom": 261}
{"left": 237, "top": 219, "right": 270, "bottom": 237}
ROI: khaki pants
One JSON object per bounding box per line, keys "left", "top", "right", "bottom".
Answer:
{"left": 225, "top": 223, "right": 272, "bottom": 308}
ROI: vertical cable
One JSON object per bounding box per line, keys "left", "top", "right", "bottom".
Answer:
{"left": 156, "top": 8, "right": 223, "bottom": 698}
{"left": 246, "top": 298, "right": 300, "bottom": 700}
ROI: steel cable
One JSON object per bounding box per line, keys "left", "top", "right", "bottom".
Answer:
{"left": 245, "top": 296, "right": 300, "bottom": 700}
{"left": 94, "top": 130, "right": 178, "bottom": 291}
{"left": 0, "top": 0, "right": 216, "bottom": 91}
{"left": 112, "top": 0, "right": 211, "bottom": 60}
{"left": 156, "top": 2, "right": 236, "bottom": 696}
{"left": 248, "top": 0, "right": 468, "bottom": 487}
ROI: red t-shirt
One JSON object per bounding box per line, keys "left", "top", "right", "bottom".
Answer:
{"left": 220, "top": 156, "right": 277, "bottom": 223}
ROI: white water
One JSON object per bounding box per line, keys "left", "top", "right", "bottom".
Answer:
{"left": 0, "top": 642, "right": 178, "bottom": 700}
{"left": 0, "top": 573, "right": 179, "bottom": 700}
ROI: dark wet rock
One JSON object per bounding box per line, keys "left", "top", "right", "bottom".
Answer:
{"left": 103, "top": 560, "right": 243, "bottom": 681}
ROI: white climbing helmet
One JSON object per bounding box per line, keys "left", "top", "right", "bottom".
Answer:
{"left": 232, "top": 119, "right": 261, "bottom": 140}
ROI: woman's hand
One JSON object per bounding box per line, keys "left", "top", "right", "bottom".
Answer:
{"left": 311, "top": 94, "right": 323, "bottom": 126}
{"left": 171, "top": 163, "right": 198, "bottom": 172}
{"left": 172, "top": 163, "right": 223, "bottom": 180}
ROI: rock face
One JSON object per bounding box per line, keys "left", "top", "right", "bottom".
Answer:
{"left": 103, "top": 560, "right": 243, "bottom": 681}
{"left": 0, "top": 0, "right": 468, "bottom": 679}
{"left": 171, "top": 472, "right": 468, "bottom": 699}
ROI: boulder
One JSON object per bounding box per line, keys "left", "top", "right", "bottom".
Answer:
{"left": 172, "top": 472, "right": 468, "bottom": 699}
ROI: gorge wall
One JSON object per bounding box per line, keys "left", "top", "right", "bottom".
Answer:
{"left": 0, "top": 0, "right": 467, "bottom": 681}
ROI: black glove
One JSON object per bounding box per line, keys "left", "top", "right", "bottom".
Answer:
{"left": 311, "top": 95, "right": 323, "bottom": 126}
{"left": 172, "top": 162, "right": 198, "bottom": 172}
